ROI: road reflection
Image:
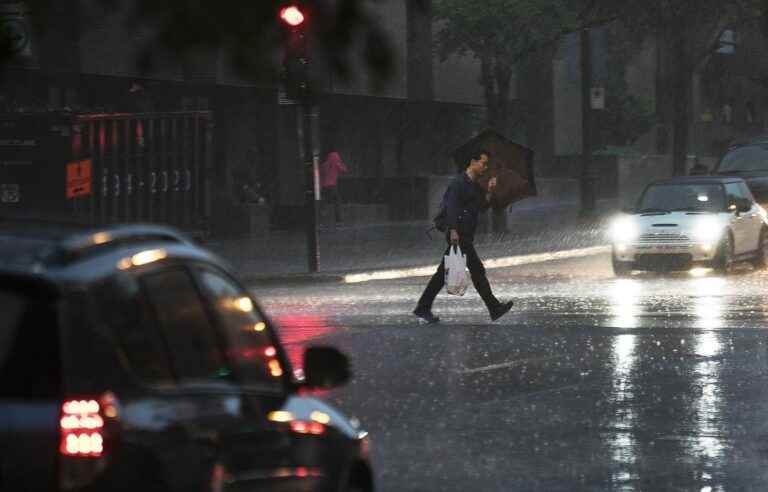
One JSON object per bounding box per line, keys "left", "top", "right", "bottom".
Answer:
{"left": 271, "top": 311, "right": 336, "bottom": 370}
{"left": 692, "top": 278, "right": 726, "bottom": 329}
{"left": 609, "top": 279, "right": 642, "bottom": 328}
{"left": 608, "top": 275, "right": 728, "bottom": 329}
{"left": 608, "top": 333, "right": 639, "bottom": 490}
{"left": 606, "top": 318, "right": 729, "bottom": 489}
{"left": 692, "top": 332, "right": 726, "bottom": 465}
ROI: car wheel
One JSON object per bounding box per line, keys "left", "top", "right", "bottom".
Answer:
{"left": 750, "top": 227, "right": 768, "bottom": 269}
{"left": 712, "top": 232, "right": 734, "bottom": 274}
{"left": 612, "top": 254, "right": 633, "bottom": 277}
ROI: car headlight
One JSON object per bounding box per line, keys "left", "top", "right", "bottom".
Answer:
{"left": 691, "top": 216, "right": 724, "bottom": 243}
{"left": 609, "top": 216, "right": 639, "bottom": 242}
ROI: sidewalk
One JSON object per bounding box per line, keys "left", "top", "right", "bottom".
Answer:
{"left": 201, "top": 199, "right": 617, "bottom": 284}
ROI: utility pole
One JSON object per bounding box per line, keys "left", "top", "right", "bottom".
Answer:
{"left": 580, "top": 28, "right": 596, "bottom": 217}
{"left": 280, "top": 4, "right": 320, "bottom": 272}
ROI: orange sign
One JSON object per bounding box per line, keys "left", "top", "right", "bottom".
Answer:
{"left": 66, "top": 159, "right": 92, "bottom": 198}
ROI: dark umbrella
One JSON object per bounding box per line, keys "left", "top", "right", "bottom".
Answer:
{"left": 452, "top": 129, "right": 536, "bottom": 210}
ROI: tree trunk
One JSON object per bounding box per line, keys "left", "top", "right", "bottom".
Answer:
{"left": 494, "top": 61, "right": 513, "bottom": 135}
{"left": 671, "top": 34, "right": 691, "bottom": 176}
{"left": 480, "top": 55, "right": 499, "bottom": 129}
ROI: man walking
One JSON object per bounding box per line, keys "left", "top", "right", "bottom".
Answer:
{"left": 414, "top": 149, "right": 514, "bottom": 323}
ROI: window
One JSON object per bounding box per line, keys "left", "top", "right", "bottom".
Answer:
{"left": 141, "top": 268, "right": 229, "bottom": 382}
{"left": 725, "top": 183, "right": 747, "bottom": 200}
{"left": 738, "top": 182, "right": 756, "bottom": 202}
{"left": 638, "top": 184, "right": 725, "bottom": 212}
{"left": 718, "top": 145, "right": 768, "bottom": 172}
{"left": 91, "top": 274, "right": 174, "bottom": 386}
{"left": 195, "top": 268, "right": 285, "bottom": 390}
{"left": 0, "top": 288, "right": 60, "bottom": 398}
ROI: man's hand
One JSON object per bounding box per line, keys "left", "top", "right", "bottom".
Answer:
{"left": 450, "top": 229, "right": 459, "bottom": 245}
{"left": 488, "top": 177, "right": 498, "bottom": 192}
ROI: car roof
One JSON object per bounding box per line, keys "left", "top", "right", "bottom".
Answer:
{"left": 649, "top": 176, "right": 744, "bottom": 186}
{"left": 0, "top": 221, "right": 230, "bottom": 288}
{"left": 727, "top": 136, "right": 768, "bottom": 149}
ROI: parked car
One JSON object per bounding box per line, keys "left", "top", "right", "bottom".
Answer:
{"left": 609, "top": 176, "right": 768, "bottom": 276}
{"left": 715, "top": 138, "right": 768, "bottom": 204}
{"left": 0, "top": 222, "right": 372, "bottom": 492}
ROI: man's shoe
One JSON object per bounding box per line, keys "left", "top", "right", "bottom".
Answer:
{"left": 413, "top": 307, "right": 440, "bottom": 324}
{"left": 490, "top": 300, "right": 514, "bottom": 321}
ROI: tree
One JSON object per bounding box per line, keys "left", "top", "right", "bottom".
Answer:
{"left": 594, "top": 23, "right": 655, "bottom": 148}
{"left": 434, "top": 0, "right": 580, "bottom": 135}
{"left": 591, "top": 0, "right": 764, "bottom": 174}
{"left": 1, "top": 0, "right": 395, "bottom": 90}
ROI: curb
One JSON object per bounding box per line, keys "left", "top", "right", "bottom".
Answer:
{"left": 242, "top": 272, "right": 346, "bottom": 285}
{"left": 243, "top": 243, "right": 611, "bottom": 285}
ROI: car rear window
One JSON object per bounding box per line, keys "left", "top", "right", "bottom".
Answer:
{"left": 0, "top": 287, "right": 61, "bottom": 398}
{"left": 718, "top": 145, "right": 768, "bottom": 172}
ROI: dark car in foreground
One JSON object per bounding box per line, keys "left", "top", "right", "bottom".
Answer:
{"left": 715, "top": 139, "right": 768, "bottom": 204}
{"left": 0, "top": 222, "right": 372, "bottom": 492}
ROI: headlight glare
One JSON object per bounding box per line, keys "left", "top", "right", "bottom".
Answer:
{"left": 610, "top": 216, "right": 639, "bottom": 242}
{"left": 691, "top": 216, "right": 723, "bottom": 243}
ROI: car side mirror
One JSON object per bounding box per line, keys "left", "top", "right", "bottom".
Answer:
{"left": 732, "top": 198, "right": 752, "bottom": 214}
{"left": 738, "top": 199, "right": 752, "bottom": 213}
{"left": 302, "top": 346, "right": 351, "bottom": 390}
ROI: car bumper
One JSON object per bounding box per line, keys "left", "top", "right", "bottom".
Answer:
{"left": 613, "top": 242, "right": 718, "bottom": 264}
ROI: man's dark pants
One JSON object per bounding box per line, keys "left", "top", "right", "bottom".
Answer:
{"left": 416, "top": 238, "right": 500, "bottom": 312}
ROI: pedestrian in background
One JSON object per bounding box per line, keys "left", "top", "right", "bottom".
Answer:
{"left": 413, "top": 148, "right": 514, "bottom": 324}
{"left": 320, "top": 148, "right": 349, "bottom": 224}
{"left": 722, "top": 99, "right": 733, "bottom": 125}
{"left": 689, "top": 157, "right": 709, "bottom": 176}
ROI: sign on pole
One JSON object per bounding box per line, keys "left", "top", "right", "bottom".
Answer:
{"left": 590, "top": 87, "right": 605, "bottom": 110}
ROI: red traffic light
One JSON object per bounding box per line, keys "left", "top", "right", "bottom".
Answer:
{"left": 279, "top": 6, "right": 305, "bottom": 27}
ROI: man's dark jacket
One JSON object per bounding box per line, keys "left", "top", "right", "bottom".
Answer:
{"left": 444, "top": 171, "right": 491, "bottom": 240}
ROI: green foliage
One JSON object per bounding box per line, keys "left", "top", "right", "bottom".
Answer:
{"left": 594, "top": 24, "right": 655, "bottom": 146}
{"left": 434, "top": 0, "right": 579, "bottom": 64}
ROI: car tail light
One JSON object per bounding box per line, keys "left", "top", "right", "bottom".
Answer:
{"left": 60, "top": 399, "right": 105, "bottom": 457}
{"left": 59, "top": 393, "right": 121, "bottom": 490}
{"left": 290, "top": 420, "right": 325, "bottom": 435}
{"left": 59, "top": 393, "right": 119, "bottom": 458}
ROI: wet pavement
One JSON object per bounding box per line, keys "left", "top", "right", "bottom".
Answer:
{"left": 251, "top": 252, "right": 768, "bottom": 491}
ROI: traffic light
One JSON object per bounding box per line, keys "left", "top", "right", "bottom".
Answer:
{"left": 279, "top": 4, "right": 311, "bottom": 99}
{"left": 279, "top": 6, "right": 305, "bottom": 27}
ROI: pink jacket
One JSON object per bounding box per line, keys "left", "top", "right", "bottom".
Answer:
{"left": 320, "top": 152, "right": 349, "bottom": 188}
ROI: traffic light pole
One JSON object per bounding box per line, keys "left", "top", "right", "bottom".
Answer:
{"left": 300, "top": 99, "right": 320, "bottom": 273}
{"left": 279, "top": 5, "right": 320, "bottom": 272}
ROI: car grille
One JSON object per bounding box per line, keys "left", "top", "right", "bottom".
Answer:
{"left": 635, "top": 253, "right": 693, "bottom": 270}
{"left": 638, "top": 232, "right": 690, "bottom": 243}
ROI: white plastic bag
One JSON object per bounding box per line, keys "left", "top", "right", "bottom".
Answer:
{"left": 445, "top": 245, "right": 470, "bottom": 296}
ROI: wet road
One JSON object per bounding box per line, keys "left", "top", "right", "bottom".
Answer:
{"left": 251, "top": 252, "right": 768, "bottom": 491}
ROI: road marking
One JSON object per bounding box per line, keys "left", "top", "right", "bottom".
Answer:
{"left": 458, "top": 355, "right": 557, "bottom": 374}
{"left": 343, "top": 245, "right": 610, "bottom": 284}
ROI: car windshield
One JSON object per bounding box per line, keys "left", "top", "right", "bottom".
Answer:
{"left": 717, "top": 145, "right": 768, "bottom": 172}
{"left": 637, "top": 183, "right": 725, "bottom": 212}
